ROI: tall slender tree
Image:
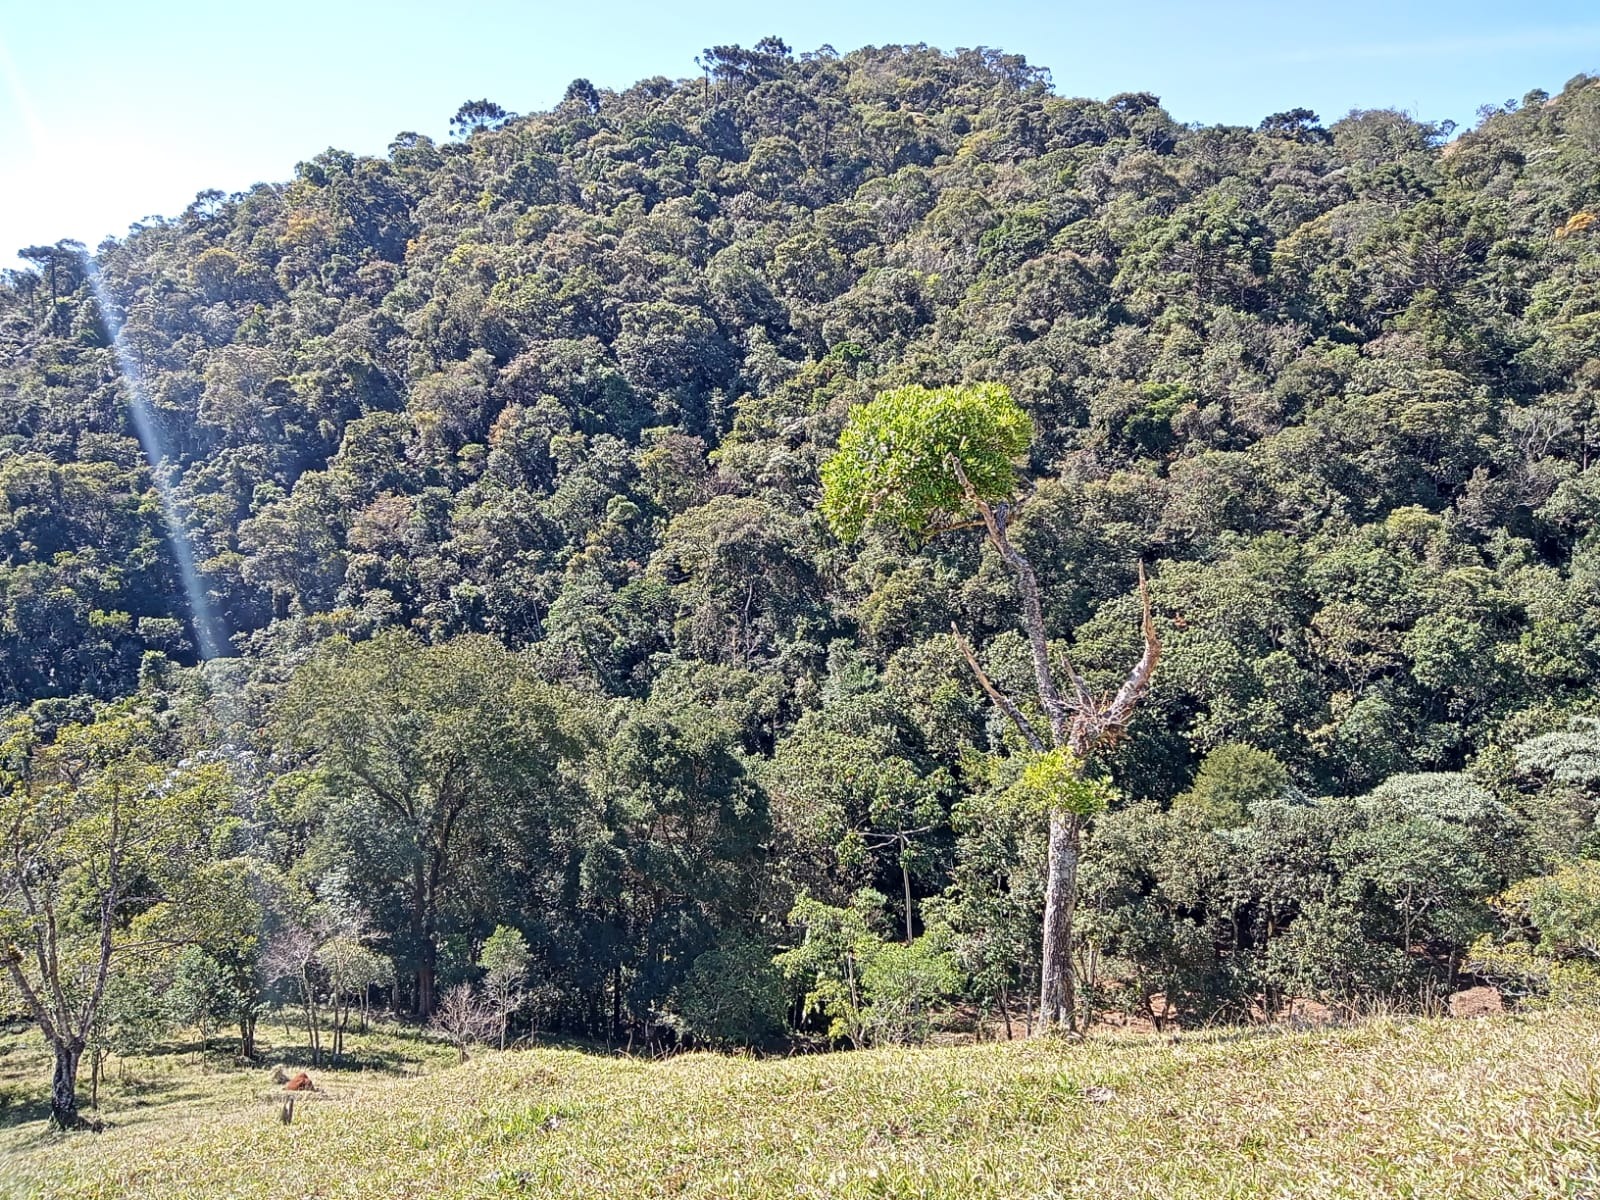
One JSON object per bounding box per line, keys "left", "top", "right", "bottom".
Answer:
{"left": 821, "top": 382, "right": 1160, "bottom": 1031}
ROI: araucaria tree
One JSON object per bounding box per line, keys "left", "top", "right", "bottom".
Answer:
{"left": 822, "top": 382, "right": 1160, "bottom": 1031}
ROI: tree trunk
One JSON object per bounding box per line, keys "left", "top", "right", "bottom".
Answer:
{"left": 1039, "top": 811, "right": 1081, "bottom": 1031}
{"left": 901, "top": 849, "right": 915, "bottom": 944}
{"left": 239, "top": 1014, "right": 257, "bottom": 1060}
{"left": 49, "top": 1040, "right": 84, "bottom": 1130}
{"left": 418, "top": 947, "right": 435, "bottom": 1018}
{"left": 610, "top": 963, "right": 623, "bottom": 1043}
{"left": 412, "top": 860, "right": 432, "bottom": 1016}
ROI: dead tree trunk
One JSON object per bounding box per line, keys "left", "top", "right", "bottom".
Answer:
{"left": 1038, "top": 811, "right": 1082, "bottom": 1028}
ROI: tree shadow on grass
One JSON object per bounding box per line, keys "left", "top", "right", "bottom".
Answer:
{"left": 0, "top": 1091, "right": 54, "bottom": 1133}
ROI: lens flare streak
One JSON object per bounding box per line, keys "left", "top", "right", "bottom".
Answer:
{"left": 84, "top": 258, "right": 228, "bottom": 660}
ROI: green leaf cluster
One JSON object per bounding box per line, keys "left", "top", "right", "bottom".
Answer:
{"left": 1006, "top": 747, "right": 1117, "bottom": 818}
{"left": 820, "top": 382, "right": 1031, "bottom": 542}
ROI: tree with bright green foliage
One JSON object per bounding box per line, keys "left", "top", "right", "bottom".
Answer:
{"left": 822, "top": 381, "right": 1159, "bottom": 1032}
{"left": 1169, "top": 744, "right": 1291, "bottom": 829}
{"left": 776, "top": 890, "right": 961, "bottom": 1047}
{"left": 820, "top": 383, "right": 1032, "bottom": 542}
{"left": 86, "top": 966, "right": 172, "bottom": 1110}
{"left": 166, "top": 946, "right": 237, "bottom": 1052}
{"left": 1470, "top": 859, "right": 1600, "bottom": 1005}
{"left": 479, "top": 925, "right": 531, "bottom": 1050}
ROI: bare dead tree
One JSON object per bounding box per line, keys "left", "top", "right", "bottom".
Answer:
{"left": 430, "top": 983, "right": 496, "bottom": 1063}
{"left": 262, "top": 909, "right": 365, "bottom": 1067}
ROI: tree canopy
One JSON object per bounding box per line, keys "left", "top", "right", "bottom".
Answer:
{"left": 821, "top": 382, "right": 1032, "bottom": 541}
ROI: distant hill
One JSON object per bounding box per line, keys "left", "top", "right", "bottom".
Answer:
{"left": 4, "top": 48, "right": 1598, "bottom": 791}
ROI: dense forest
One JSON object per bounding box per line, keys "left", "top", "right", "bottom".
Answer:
{"left": 5, "top": 39, "right": 1600, "bottom": 1126}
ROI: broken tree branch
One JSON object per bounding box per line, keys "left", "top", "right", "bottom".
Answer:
{"left": 1101, "top": 561, "right": 1161, "bottom": 731}
{"left": 948, "top": 456, "right": 1072, "bottom": 745}
{"left": 950, "top": 623, "right": 1046, "bottom": 754}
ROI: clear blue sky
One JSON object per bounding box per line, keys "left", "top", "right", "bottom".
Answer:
{"left": 3, "top": 0, "right": 1599, "bottom": 264}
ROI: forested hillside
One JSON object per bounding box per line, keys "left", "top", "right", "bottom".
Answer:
{"left": 5, "top": 41, "right": 1600, "bottom": 1117}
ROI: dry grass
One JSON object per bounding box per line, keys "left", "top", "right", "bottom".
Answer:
{"left": 2, "top": 1010, "right": 1599, "bottom": 1198}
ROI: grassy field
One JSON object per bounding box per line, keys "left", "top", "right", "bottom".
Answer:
{"left": 1, "top": 1011, "right": 1598, "bottom": 1199}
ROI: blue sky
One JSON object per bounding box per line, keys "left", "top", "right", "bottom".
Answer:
{"left": 2, "top": 0, "right": 1599, "bottom": 263}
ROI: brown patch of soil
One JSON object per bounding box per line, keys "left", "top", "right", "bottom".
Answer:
{"left": 1449, "top": 986, "right": 1504, "bottom": 1018}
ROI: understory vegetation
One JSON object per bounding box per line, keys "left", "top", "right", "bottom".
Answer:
{"left": 5, "top": 38, "right": 1600, "bottom": 1127}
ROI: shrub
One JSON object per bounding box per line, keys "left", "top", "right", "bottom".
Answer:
{"left": 1469, "top": 859, "right": 1600, "bottom": 1005}
{"left": 666, "top": 935, "right": 787, "bottom": 1048}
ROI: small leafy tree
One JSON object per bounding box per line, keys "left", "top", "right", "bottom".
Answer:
{"left": 134, "top": 856, "right": 298, "bottom": 1060}
{"left": 478, "top": 925, "right": 531, "bottom": 1050}
{"left": 167, "top": 946, "right": 238, "bottom": 1051}
{"left": 821, "top": 382, "right": 1160, "bottom": 1032}
{"left": 322, "top": 936, "right": 389, "bottom": 1059}
{"left": 87, "top": 967, "right": 171, "bottom": 1108}
{"left": 775, "top": 892, "right": 883, "bottom": 1047}
{"left": 776, "top": 890, "right": 961, "bottom": 1047}
{"left": 858, "top": 926, "right": 963, "bottom": 1045}
{"left": 0, "top": 705, "right": 220, "bottom": 1128}
{"left": 926, "top": 784, "right": 1046, "bottom": 1038}
{"left": 1263, "top": 900, "right": 1413, "bottom": 1015}
{"left": 1170, "top": 744, "right": 1290, "bottom": 829}
{"left": 666, "top": 935, "right": 787, "bottom": 1048}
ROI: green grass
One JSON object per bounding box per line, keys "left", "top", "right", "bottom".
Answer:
{"left": 2, "top": 1011, "right": 1599, "bottom": 1198}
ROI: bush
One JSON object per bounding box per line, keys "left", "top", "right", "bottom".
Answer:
{"left": 776, "top": 892, "right": 963, "bottom": 1047}
{"left": 1263, "top": 900, "right": 1415, "bottom": 1013}
{"left": 1469, "top": 859, "right": 1600, "bottom": 1005}
{"left": 666, "top": 935, "right": 787, "bottom": 1048}
{"left": 858, "top": 927, "right": 963, "bottom": 1045}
